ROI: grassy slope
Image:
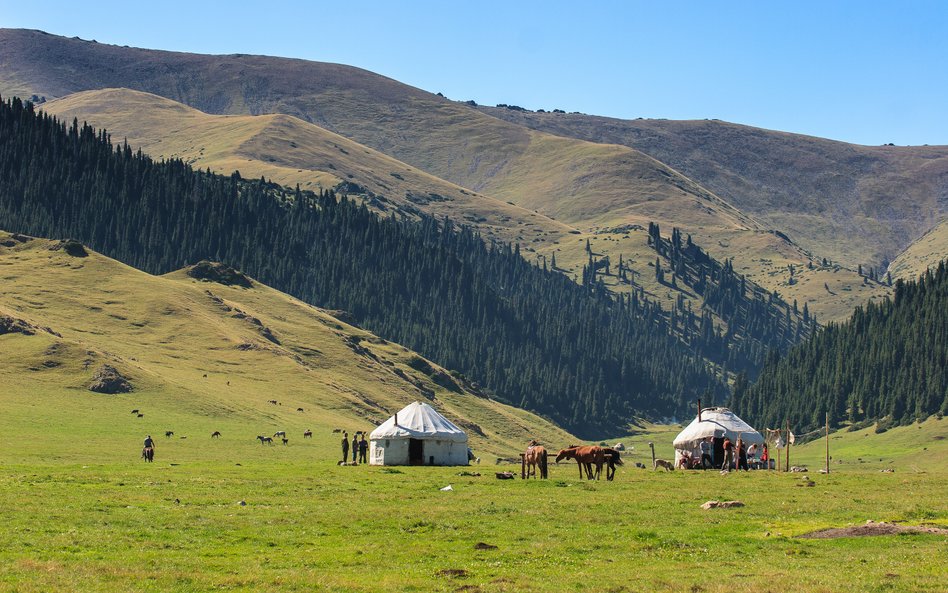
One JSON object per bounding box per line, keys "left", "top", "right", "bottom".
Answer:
{"left": 478, "top": 107, "right": 948, "bottom": 274}
{"left": 888, "top": 218, "right": 948, "bottom": 280}
{"left": 0, "top": 28, "right": 891, "bottom": 323}
{"left": 0, "top": 231, "right": 576, "bottom": 460}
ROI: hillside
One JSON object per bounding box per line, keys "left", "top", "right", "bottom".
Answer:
{"left": 0, "top": 28, "right": 890, "bottom": 324}
{"left": 0, "top": 230, "right": 576, "bottom": 457}
{"left": 888, "top": 218, "right": 948, "bottom": 280}
{"left": 477, "top": 106, "right": 948, "bottom": 273}
{"left": 0, "top": 98, "right": 733, "bottom": 435}
{"left": 39, "top": 88, "right": 580, "bottom": 252}
{"left": 733, "top": 260, "right": 948, "bottom": 433}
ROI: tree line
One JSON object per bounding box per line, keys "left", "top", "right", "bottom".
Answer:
{"left": 732, "top": 261, "right": 948, "bottom": 433}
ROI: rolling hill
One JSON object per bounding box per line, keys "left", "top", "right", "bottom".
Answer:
{"left": 0, "top": 230, "right": 576, "bottom": 458}
{"left": 0, "top": 28, "right": 891, "bottom": 324}
{"left": 477, "top": 106, "right": 948, "bottom": 274}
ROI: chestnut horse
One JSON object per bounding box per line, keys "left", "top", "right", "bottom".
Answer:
{"left": 521, "top": 441, "right": 548, "bottom": 479}
{"left": 555, "top": 446, "right": 605, "bottom": 480}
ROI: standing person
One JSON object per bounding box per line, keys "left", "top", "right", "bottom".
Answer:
{"left": 747, "top": 442, "right": 758, "bottom": 468}
{"left": 358, "top": 434, "right": 368, "bottom": 464}
{"left": 720, "top": 436, "right": 733, "bottom": 473}
{"left": 761, "top": 443, "right": 770, "bottom": 469}
{"left": 737, "top": 438, "right": 749, "bottom": 471}
{"left": 699, "top": 437, "right": 713, "bottom": 469}
{"left": 341, "top": 431, "right": 350, "bottom": 463}
{"left": 142, "top": 434, "right": 155, "bottom": 462}
{"left": 351, "top": 433, "right": 359, "bottom": 464}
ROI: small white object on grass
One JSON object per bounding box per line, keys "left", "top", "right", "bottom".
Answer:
{"left": 440, "top": 485, "right": 453, "bottom": 491}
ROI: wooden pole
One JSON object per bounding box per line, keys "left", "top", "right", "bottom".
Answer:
{"left": 825, "top": 412, "right": 830, "bottom": 474}
{"left": 649, "top": 442, "right": 656, "bottom": 469}
{"left": 785, "top": 419, "right": 790, "bottom": 472}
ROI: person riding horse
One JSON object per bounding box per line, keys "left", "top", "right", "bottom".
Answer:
{"left": 142, "top": 434, "right": 155, "bottom": 462}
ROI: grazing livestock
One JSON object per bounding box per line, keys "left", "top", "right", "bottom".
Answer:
{"left": 654, "top": 459, "right": 675, "bottom": 471}
{"left": 137, "top": 413, "right": 144, "bottom": 418}
{"left": 273, "top": 431, "right": 286, "bottom": 439}
{"left": 257, "top": 435, "right": 273, "bottom": 445}
{"left": 297, "top": 407, "right": 304, "bottom": 412}
{"left": 282, "top": 438, "right": 289, "bottom": 446}
{"left": 601, "top": 447, "right": 623, "bottom": 481}
{"left": 165, "top": 431, "right": 174, "bottom": 438}
{"left": 131, "top": 409, "right": 139, "bottom": 414}
{"left": 267, "top": 400, "right": 278, "bottom": 405}
{"left": 521, "top": 441, "right": 548, "bottom": 479}
{"left": 303, "top": 430, "right": 313, "bottom": 438}
{"left": 211, "top": 431, "right": 221, "bottom": 438}
{"left": 555, "top": 446, "right": 606, "bottom": 480}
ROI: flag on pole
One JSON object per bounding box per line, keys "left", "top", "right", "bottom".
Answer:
{"left": 789, "top": 431, "right": 796, "bottom": 445}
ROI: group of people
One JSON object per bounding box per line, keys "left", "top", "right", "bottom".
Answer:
{"left": 341, "top": 431, "right": 369, "bottom": 464}
{"left": 687, "top": 436, "right": 769, "bottom": 472}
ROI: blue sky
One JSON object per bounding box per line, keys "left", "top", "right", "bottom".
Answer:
{"left": 2, "top": 1, "right": 945, "bottom": 145}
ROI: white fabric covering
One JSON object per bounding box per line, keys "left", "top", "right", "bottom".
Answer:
{"left": 673, "top": 407, "right": 764, "bottom": 449}
{"left": 369, "top": 402, "right": 469, "bottom": 466}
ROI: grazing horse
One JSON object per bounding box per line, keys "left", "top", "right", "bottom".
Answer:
{"left": 211, "top": 431, "right": 221, "bottom": 438}
{"left": 257, "top": 435, "right": 273, "bottom": 445}
{"left": 273, "top": 431, "right": 286, "bottom": 439}
{"left": 303, "top": 430, "right": 313, "bottom": 438}
{"left": 165, "top": 431, "right": 174, "bottom": 438}
{"left": 601, "top": 447, "right": 624, "bottom": 481}
{"left": 281, "top": 438, "right": 289, "bottom": 446}
{"left": 297, "top": 407, "right": 304, "bottom": 412}
{"left": 555, "top": 446, "right": 605, "bottom": 480}
{"left": 521, "top": 441, "right": 548, "bottom": 479}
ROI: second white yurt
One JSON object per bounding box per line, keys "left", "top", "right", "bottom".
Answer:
{"left": 369, "top": 401, "right": 469, "bottom": 466}
{"left": 673, "top": 407, "right": 764, "bottom": 467}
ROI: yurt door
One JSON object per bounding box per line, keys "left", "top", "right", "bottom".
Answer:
{"left": 409, "top": 439, "right": 424, "bottom": 465}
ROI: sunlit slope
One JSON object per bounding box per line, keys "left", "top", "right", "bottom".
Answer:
{"left": 888, "top": 218, "right": 948, "bottom": 281}
{"left": 41, "top": 88, "right": 579, "bottom": 251}
{"left": 479, "top": 106, "right": 948, "bottom": 273}
{"left": 788, "top": 417, "right": 948, "bottom": 473}
{"left": 0, "top": 231, "right": 576, "bottom": 459}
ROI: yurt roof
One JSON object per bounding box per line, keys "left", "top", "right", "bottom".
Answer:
{"left": 673, "top": 407, "right": 764, "bottom": 448}
{"left": 370, "top": 401, "right": 468, "bottom": 442}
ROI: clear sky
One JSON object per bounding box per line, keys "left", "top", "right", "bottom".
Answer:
{"left": 2, "top": 0, "right": 946, "bottom": 145}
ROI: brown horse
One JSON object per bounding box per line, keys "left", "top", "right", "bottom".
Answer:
{"left": 555, "top": 446, "right": 605, "bottom": 480}
{"left": 521, "top": 441, "right": 548, "bottom": 479}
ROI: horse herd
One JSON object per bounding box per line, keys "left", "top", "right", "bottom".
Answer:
{"left": 521, "top": 442, "right": 624, "bottom": 481}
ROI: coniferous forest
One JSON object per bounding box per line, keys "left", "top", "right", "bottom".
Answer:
{"left": 733, "top": 262, "right": 948, "bottom": 433}
{"left": 0, "top": 97, "right": 728, "bottom": 436}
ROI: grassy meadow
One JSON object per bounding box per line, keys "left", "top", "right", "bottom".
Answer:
{"left": 0, "top": 411, "right": 946, "bottom": 593}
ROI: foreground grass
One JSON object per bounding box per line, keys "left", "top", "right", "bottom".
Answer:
{"left": 1, "top": 431, "right": 945, "bottom": 593}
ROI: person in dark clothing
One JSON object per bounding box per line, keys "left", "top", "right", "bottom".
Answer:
{"left": 358, "top": 434, "right": 368, "bottom": 464}
{"left": 351, "top": 434, "right": 359, "bottom": 463}
{"left": 341, "top": 432, "right": 350, "bottom": 463}
{"left": 142, "top": 435, "right": 155, "bottom": 462}
{"left": 737, "top": 438, "right": 749, "bottom": 471}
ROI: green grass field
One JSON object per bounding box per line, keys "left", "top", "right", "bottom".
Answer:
{"left": 0, "top": 417, "right": 945, "bottom": 593}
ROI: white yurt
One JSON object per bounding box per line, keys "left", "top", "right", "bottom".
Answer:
{"left": 672, "top": 407, "right": 764, "bottom": 466}
{"left": 369, "top": 401, "right": 469, "bottom": 466}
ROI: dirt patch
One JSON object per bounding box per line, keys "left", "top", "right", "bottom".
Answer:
{"left": 437, "top": 569, "right": 469, "bottom": 578}
{"left": 473, "top": 542, "right": 497, "bottom": 550}
{"left": 800, "top": 521, "right": 948, "bottom": 539}
{"left": 89, "top": 364, "right": 133, "bottom": 394}
{"left": 187, "top": 261, "right": 253, "bottom": 288}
